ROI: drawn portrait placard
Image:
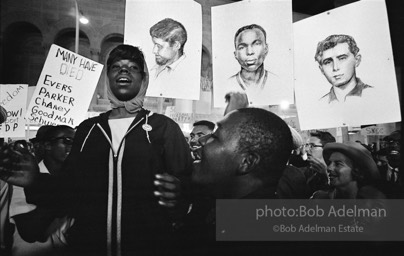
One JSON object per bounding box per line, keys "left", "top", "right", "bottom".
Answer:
{"left": 294, "top": 1, "right": 401, "bottom": 130}
{"left": 0, "top": 84, "right": 28, "bottom": 137}
{"left": 26, "top": 44, "right": 103, "bottom": 127}
{"left": 124, "top": 0, "right": 202, "bottom": 100}
{"left": 212, "top": 0, "right": 294, "bottom": 108}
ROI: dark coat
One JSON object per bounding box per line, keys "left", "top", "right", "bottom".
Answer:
{"left": 26, "top": 109, "right": 193, "bottom": 256}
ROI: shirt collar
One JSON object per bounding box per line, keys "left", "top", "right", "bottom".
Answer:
{"left": 151, "top": 54, "right": 186, "bottom": 78}
{"left": 236, "top": 70, "right": 268, "bottom": 90}
{"left": 322, "top": 77, "right": 371, "bottom": 103}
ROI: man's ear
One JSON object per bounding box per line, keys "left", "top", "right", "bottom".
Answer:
{"left": 174, "top": 41, "right": 181, "bottom": 51}
{"left": 355, "top": 54, "right": 362, "bottom": 67}
{"left": 264, "top": 43, "right": 269, "bottom": 57}
{"left": 238, "top": 152, "right": 260, "bottom": 176}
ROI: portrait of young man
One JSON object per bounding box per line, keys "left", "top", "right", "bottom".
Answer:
{"left": 293, "top": 0, "right": 401, "bottom": 130}
{"left": 223, "top": 24, "right": 286, "bottom": 106}
{"left": 315, "top": 34, "right": 373, "bottom": 105}
{"left": 211, "top": 0, "right": 294, "bottom": 108}
{"left": 124, "top": 1, "right": 202, "bottom": 100}
{"left": 149, "top": 18, "right": 187, "bottom": 81}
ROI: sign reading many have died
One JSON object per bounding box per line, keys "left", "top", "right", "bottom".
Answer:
{"left": 26, "top": 44, "right": 103, "bottom": 127}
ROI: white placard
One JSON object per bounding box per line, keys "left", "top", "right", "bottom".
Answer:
{"left": 26, "top": 45, "right": 103, "bottom": 127}
{"left": 124, "top": 0, "right": 202, "bottom": 100}
{"left": 212, "top": 0, "right": 294, "bottom": 107}
{"left": 294, "top": 0, "right": 401, "bottom": 130}
{"left": 165, "top": 106, "right": 193, "bottom": 123}
{"left": 0, "top": 84, "right": 28, "bottom": 137}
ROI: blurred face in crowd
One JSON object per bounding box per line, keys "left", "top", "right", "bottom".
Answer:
{"left": 189, "top": 124, "right": 213, "bottom": 159}
{"left": 326, "top": 152, "right": 355, "bottom": 188}
{"left": 45, "top": 128, "right": 75, "bottom": 165}
{"left": 306, "top": 136, "right": 325, "bottom": 164}
{"left": 108, "top": 59, "right": 143, "bottom": 101}
{"left": 152, "top": 37, "right": 180, "bottom": 66}
{"left": 234, "top": 28, "right": 268, "bottom": 72}
{"left": 318, "top": 42, "right": 361, "bottom": 88}
{"left": 386, "top": 140, "right": 400, "bottom": 168}
{"left": 191, "top": 111, "right": 243, "bottom": 195}
{"left": 376, "top": 154, "right": 388, "bottom": 169}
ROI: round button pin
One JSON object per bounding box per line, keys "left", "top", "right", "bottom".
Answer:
{"left": 142, "top": 124, "right": 152, "bottom": 131}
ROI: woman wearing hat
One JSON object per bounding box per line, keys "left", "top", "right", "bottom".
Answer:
{"left": 311, "top": 141, "right": 385, "bottom": 199}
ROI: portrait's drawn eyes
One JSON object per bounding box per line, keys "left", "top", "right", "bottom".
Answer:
{"left": 322, "top": 60, "right": 332, "bottom": 66}
{"left": 253, "top": 41, "right": 262, "bottom": 46}
{"left": 237, "top": 45, "right": 246, "bottom": 51}
{"left": 338, "top": 56, "right": 347, "bottom": 61}
{"left": 154, "top": 44, "right": 162, "bottom": 50}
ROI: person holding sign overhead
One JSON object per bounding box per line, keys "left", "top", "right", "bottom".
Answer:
{"left": 0, "top": 44, "right": 193, "bottom": 256}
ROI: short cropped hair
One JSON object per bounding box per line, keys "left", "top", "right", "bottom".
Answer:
{"left": 314, "top": 34, "right": 360, "bottom": 63}
{"left": 234, "top": 24, "right": 267, "bottom": 48}
{"left": 310, "top": 130, "right": 336, "bottom": 146}
{"left": 150, "top": 18, "right": 187, "bottom": 55}
{"left": 106, "top": 44, "right": 146, "bottom": 79}
{"left": 235, "top": 108, "right": 293, "bottom": 184}
{"left": 193, "top": 120, "right": 215, "bottom": 131}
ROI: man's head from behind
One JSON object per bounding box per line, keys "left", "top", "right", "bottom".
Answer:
{"left": 314, "top": 34, "right": 361, "bottom": 88}
{"left": 234, "top": 24, "right": 268, "bottom": 72}
{"left": 150, "top": 18, "right": 187, "bottom": 66}
{"left": 192, "top": 108, "right": 293, "bottom": 198}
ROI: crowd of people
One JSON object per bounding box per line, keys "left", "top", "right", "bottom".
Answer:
{"left": 0, "top": 45, "right": 402, "bottom": 256}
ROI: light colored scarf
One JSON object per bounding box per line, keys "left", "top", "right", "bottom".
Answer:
{"left": 107, "top": 66, "right": 149, "bottom": 114}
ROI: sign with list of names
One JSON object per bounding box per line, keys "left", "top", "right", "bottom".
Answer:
{"left": 26, "top": 44, "right": 103, "bottom": 127}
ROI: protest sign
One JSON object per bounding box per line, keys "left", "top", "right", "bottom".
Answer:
{"left": 294, "top": 1, "right": 401, "bottom": 130}
{"left": 26, "top": 44, "right": 103, "bottom": 127}
{"left": 0, "top": 84, "right": 28, "bottom": 137}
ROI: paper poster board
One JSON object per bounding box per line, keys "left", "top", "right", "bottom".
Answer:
{"left": 165, "top": 106, "right": 193, "bottom": 124}
{"left": 124, "top": 0, "right": 202, "bottom": 100}
{"left": 26, "top": 44, "right": 103, "bottom": 127}
{"left": 212, "top": 0, "right": 294, "bottom": 107}
{"left": 164, "top": 106, "right": 222, "bottom": 124}
{"left": 0, "top": 84, "right": 28, "bottom": 137}
{"left": 294, "top": 0, "right": 401, "bottom": 130}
